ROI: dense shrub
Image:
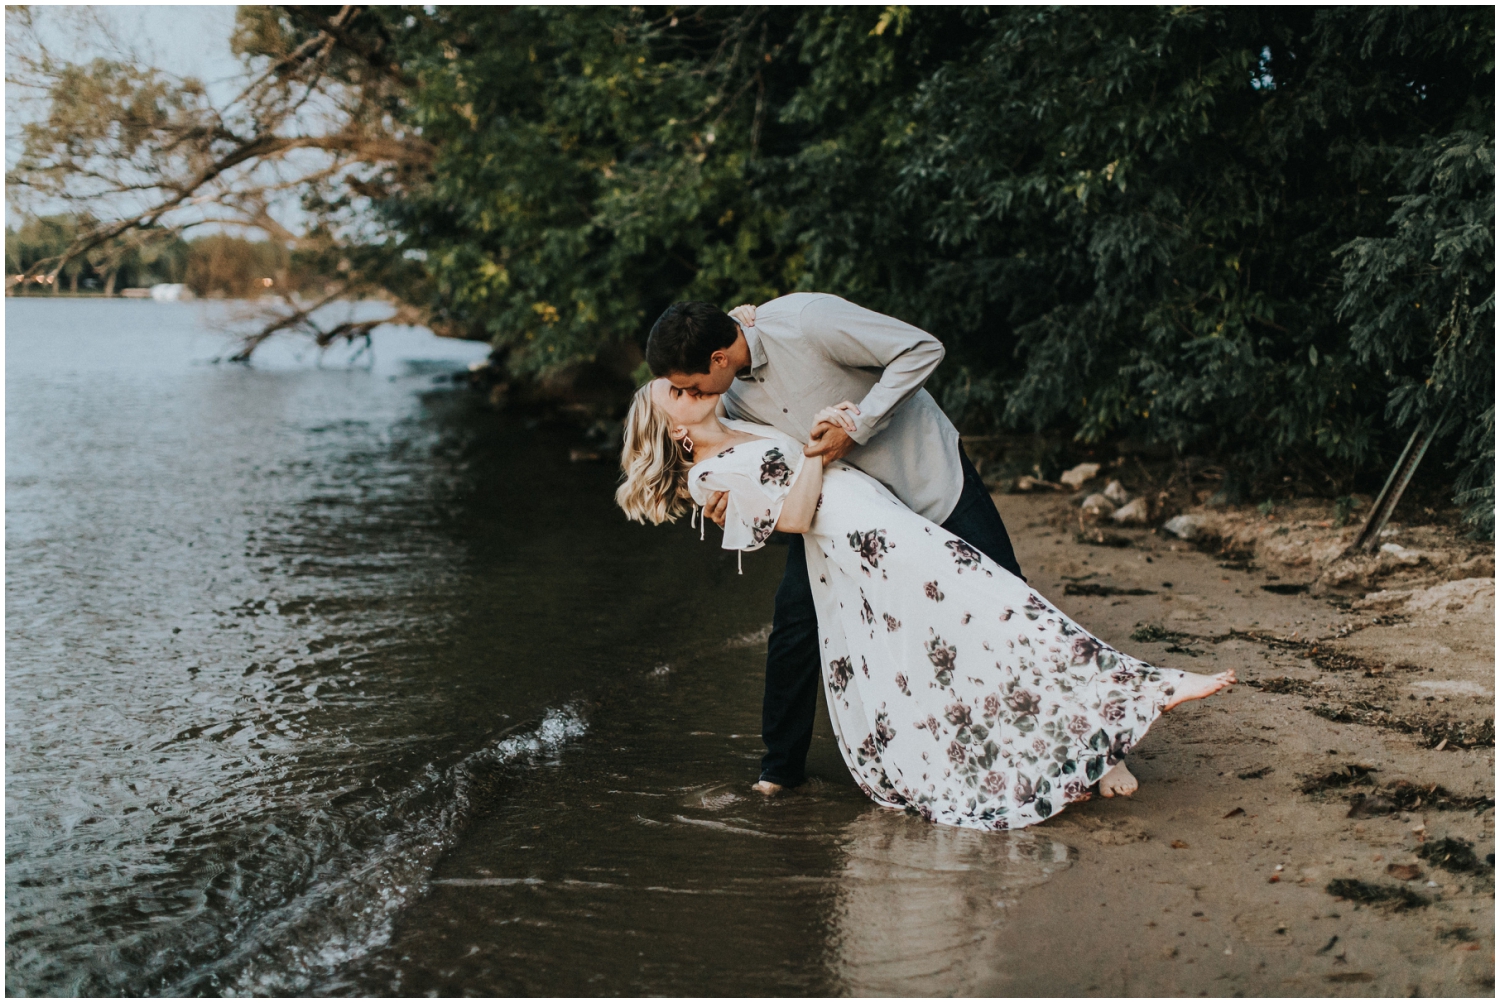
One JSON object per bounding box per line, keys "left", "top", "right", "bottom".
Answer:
{"left": 364, "top": 7, "right": 1490, "bottom": 529}
{"left": 17, "top": 7, "right": 1490, "bottom": 528}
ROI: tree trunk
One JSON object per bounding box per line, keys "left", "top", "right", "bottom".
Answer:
{"left": 69, "top": 269, "right": 79, "bottom": 294}
{"left": 103, "top": 269, "right": 117, "bottom": 297}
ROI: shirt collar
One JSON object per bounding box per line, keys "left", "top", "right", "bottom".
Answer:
{"left": 737, "top": 323, "right": 768, "bottom": 379}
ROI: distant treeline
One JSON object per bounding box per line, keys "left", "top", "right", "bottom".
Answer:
{"left": 5, "top": 216, "right": 314, "bottom": 298}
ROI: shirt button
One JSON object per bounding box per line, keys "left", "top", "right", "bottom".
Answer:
{"left": 783, "top": 408, "right": 788, "bottom": 413}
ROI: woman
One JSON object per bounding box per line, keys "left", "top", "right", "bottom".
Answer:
{"left": 616, "top": 378, "right": 1234, "bottom": 831}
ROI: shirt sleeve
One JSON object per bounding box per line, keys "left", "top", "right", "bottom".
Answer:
{"left": 688, "top": 443, "right": 804, "bottom": 553}
{"left": 797, "top": 294, "right": 945, "bottom": 445}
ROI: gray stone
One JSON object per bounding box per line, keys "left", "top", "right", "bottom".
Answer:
{"left": 1111, "top": 497, "right": 1151, "bottom": 525}
{"left": 1080, "top": 493, "right": 1116, "bottom": 519}
{"left": 1162, "top": 513, "right": 1213, "bottom": 540}
{"left": 1060, "top": 462, "right": 1101, "bottom": 490}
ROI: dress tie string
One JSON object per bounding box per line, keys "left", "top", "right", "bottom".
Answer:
{"left": 693, "top": 502, "right": 738, "bottom": 571}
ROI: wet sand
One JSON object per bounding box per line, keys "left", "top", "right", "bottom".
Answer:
{"left": 971, "top": 493, "right": 1495, "bottom": 997}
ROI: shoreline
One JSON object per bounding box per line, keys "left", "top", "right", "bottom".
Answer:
{"left": 339, "top": 486, "right": 1493, "bottom": 995}
{"left": 974, "top": 491, "right": 1494, "bottom": 996}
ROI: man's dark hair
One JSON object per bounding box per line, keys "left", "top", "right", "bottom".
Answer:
{"left": 646, "top": 301, "right": 740, "bottom": 376}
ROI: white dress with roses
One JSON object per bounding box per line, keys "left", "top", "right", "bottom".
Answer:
{"left": 690, "top": 424, "right": 1191, "bottom": 830}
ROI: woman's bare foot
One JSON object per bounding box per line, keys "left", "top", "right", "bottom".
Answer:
{"left": 1099, "top": 762, "right": 1138, "bottom": 798}
{"left": 1162, "top": 669, "right": 1237, "bottom": 712}
{"left": 752, "top": 780, "right": 784, "bottom": 796}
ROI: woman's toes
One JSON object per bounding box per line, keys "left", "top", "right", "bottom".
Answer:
{"left": 1098, "top": 763, "right": 1138, "bottom": 798}
{"left": 752, "top": 780, "right": 784, "bottom": 796}
{"left": 1163, "top": 669, "right": 1237, "bottom": 711}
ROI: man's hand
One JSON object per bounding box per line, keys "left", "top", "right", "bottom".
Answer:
{"left": 728, "top": 303, "right": 757, "bottom": 329}
{"left": 704, "top": 490, "right": 728, "bottom": 528}
{"left": 812, "top": 401, "right": 860, "bottom": 433}
{"left": 806, "top": 422, "right": 857, "bottom": 464}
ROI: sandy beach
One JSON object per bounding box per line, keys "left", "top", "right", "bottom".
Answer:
{"left": 944, "top": 491, "right": 1497, "bottom": 997}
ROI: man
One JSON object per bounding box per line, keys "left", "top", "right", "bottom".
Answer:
{"left": 645, "top": 293, "right": 1024, "bottom": 793}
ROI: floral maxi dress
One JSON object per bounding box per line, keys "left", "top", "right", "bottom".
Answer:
{"left": 689, "top": 426, "right": 1193, "bottom": 831}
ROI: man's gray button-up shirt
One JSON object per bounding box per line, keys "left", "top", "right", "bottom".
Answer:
{"left": 722, "top": 292, "right": 964, "bottom": 524}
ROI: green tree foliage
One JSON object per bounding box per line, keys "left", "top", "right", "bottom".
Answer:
{"left": 1337, "top": 130, "right": 1494, "bottom": 534}
{"left": 6, "top": 215, "right": 84, "bottom": 291}
{"left": 763, "top": 8, "right": 1491, "bottom": 505}
{"left": 363, "top": 5, "right": 1489, "bottom": 527}
{"left": 5, "top": 215, "right": 319, "bottom": 298}
{"left": 181, "top": 234, "right": 288, "bottom": 298}
{"left": 10, "top": 6, "right": 1492, "bottom": 528}
{"left": 371, "top": 7, "right": 793, "bottom": 362}
{"left": 6, "top": 215, "right": 189, "bottom": 293}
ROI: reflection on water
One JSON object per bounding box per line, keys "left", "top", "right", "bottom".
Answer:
{"left": 5, "top": 299, "right": 669, "bottom": 995}
{"left": 828, "top": 812, "right": 1073, "bottom": 995}
{"left": 327, "top": 623, "right": 1078, "bottom": 997}
{"left": 326, "top": 627, "right": 853, "bottom": 997}
{"left": 6, "top": 299, "right": 1073, "bottom": 997}
{"left": 5, "top": 299, "right": 502, "bottom": 994}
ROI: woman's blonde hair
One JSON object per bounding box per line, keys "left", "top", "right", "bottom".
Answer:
{"left": 615, "top": 381, "right": 693, "bottom": 525}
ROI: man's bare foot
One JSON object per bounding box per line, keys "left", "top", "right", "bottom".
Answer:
{"left": 1162, "top": 669, "right": 1237, "bottom": 712}
{"left": 752, "top": 780, "right": 784, "bottom": 796}
{"left": 1099, "top": 762, "right": 1138, "bottom": 798}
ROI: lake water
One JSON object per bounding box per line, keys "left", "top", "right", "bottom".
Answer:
{"left": 5, "top": 299, "right": 1069, "bottom": 996}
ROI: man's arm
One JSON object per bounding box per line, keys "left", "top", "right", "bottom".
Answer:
{"left": 798, "top": 295, "right": 944, "bottom": 446}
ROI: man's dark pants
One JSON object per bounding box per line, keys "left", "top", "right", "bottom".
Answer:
{"left": 759, "top": 446, "right": 1023, "bottom": 787}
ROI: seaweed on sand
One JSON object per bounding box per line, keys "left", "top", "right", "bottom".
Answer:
{"left": 1130, "top": 624, "right": 1185, "bottom": 644}
{"left": 1064, "top": 582, "right": 1155, "bottom": 596}
{"left": 1298, "top": 763, "right": 1378, "bottom": 794}
{"left": 1297, "top": 765, "right": 1495, "bottom": 817}
{"left": 1326, "top": 878, "right": 1430, "bottom": 911}
{"left": 1417, "top": 838, "right": 1494, "bottom": 876}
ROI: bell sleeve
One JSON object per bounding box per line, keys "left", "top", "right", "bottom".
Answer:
{"left": 689, "top": 443, "right": 805, "bottom": 554}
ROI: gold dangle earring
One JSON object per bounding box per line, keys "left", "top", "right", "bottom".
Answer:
{"left": 678, "top": 432, "right": 694, "bottom": 458}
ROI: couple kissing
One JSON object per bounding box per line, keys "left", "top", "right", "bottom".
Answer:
{"left": 616, "top": 294, "right": 1233, "bottom": 831}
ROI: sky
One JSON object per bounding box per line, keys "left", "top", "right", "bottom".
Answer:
{"left": 7, "top": 6, "right": 270, "bottom": 230}
{"left": 106, "top": 5, "right": 242, "bottom": 93}
{"left": 20, "top": 5, "right": 242, "bottom": 95}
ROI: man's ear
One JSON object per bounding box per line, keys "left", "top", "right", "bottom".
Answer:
{"left": 709, "top": 349, "right": 730, "bottom": 370}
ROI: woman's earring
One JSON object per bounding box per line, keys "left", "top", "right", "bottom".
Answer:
{"left": 679, "top": 434, "right": 695, "bottom": 457}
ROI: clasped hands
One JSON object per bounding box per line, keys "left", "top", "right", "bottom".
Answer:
{"left": 805, "top": 402, "right": 861, "bottom": 464}
{"left": 699, "top": 404, "right": 860, "bottom": 531}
